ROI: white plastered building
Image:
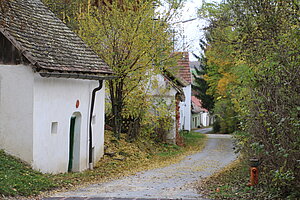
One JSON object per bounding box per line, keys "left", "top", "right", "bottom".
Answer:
{"left": 0, "top": 0, "right": 114, "bottom": 174}
{"left": 175, "top": 52, "right": 192, "bottom": 131}
{"left": 149, "top": 72, "right": 185, "bottom": 144}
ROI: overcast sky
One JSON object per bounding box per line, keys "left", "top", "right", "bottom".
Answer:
{"left": 158, "top": 0, "right": 220, "bottom": 61}
{"left": 179, "top": 0, "right": 204, "bottom": 60}
{"left": 178, "top": 0, "right": 220, "bottom": 61}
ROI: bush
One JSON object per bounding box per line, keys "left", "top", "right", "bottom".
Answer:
{"left": 213, "top": 119, "right": 221, "bottom": 133}
{"left": 213, "top": 99, "right": 238, "bottom": 134}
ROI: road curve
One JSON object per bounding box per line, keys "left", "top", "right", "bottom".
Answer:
{"left": 51, "top": 130, "right": 237, "bottom": 199}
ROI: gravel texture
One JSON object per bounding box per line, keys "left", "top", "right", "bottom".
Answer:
{"left": 51, "top": 129, "right": 237, "bottom": 200}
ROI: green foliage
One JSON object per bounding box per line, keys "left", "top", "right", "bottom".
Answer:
{"left": 146, "top": 96, "right": 175, "bottom": 142}
{"left": 199, "top": 159, "right": 300, "bottom": 200}
{"left": 42, "top": 0, "right": 88, "bottom": 28}
{"left": 77, "top": 0, "right": 182, "bottom": 139}
{"left": 156, "top": 143, "right": 181, "bottom": 157}
{"left": 196, "top": 2, "right": 242, "bottom": 134}
{"left": 181, "top": 130, "right": 206, "bottom": 147}
{"left": 0, "top": 150, "right": 56, "bottom": 197}
{"left": 213, "top": 99, "right": 238, "bottom": 134}
{"left": 212, "top": 118, "right": 220, "bottom": 133}
{"left": 192, "top": 46, "right": 215, "bottom": 111}
{"left": 199, "top": 0, "right": 300, "bottom": 197}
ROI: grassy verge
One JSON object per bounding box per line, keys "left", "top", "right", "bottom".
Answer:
{"left": 197, "top": 158, "right": 300, "bottom": 200}
{"left": 197, "top": 159, "right": 256, "bottom": 199}
{"left": 0, "top": 131, "right": 206, "bottom": 198}
{"left": 0, "top": 150, "right": 56, "bottom": 198}
{"left": 198, "top": 160, "right": 294, "bottom": 200}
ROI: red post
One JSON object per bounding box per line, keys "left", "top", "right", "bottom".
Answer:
{"left": 249, "top": 167, "right": 259, "bottom": 186}
{"left": 248, "top": 158, "right": 260, "bottom": 186}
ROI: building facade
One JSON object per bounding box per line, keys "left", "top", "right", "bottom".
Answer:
{"left": 0, "top": 0, "right": 114, "bottom": 173}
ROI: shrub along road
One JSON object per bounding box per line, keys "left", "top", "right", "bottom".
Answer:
{"left": 47, "top": 129, "right": 237, "bottom": 200}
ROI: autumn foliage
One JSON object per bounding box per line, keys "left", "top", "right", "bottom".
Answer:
{"left": 199, "top": 0, "right": 300, "bottom": 198}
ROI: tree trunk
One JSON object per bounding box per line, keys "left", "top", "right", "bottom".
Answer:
{"left": 109, "top": 79, "right": 123, "bottom": 139}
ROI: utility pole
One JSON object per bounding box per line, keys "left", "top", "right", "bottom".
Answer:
{"left": 172, "top": 18, "right": 197, "bottom": 52}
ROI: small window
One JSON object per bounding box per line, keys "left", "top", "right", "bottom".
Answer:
{"left": 51, "top": 122, "right": 58, "bottom": 134}
{"left": 92, "top": 115, "right": 96, "bottom": 125}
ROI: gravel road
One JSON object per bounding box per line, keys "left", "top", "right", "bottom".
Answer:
{"left": 50, "top": 129, "right": 237, "bottom": 199}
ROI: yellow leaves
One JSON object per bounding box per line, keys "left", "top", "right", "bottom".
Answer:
{"left": 77, "top": 0, "right": 177, "bottom": 116}
{"left": 217, "top": 73, "right": 237, "bottom": 96}
{"left": 204, "top": 39, "right": 238, "bottom": 99}
{"left": 203, "top": 74, "right": 209, "bottom": 81}
{"left": 206, "top": 47, "right": 234, "bottom": 71}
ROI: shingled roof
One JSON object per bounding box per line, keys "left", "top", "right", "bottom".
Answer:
{"left": 0, "top": 0, "right": 113, "bottom": 77}
{"left": 162, "top": 70, "right": 186, "bottom": 101}
{"left": 191, "top": 96, "right": 208, "bottom": 114}
{"left": 175, "top": 52, "right": 192, "bottom": 85}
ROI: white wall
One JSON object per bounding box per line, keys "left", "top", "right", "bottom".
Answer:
{"left": 179, "top": 84, "right": 191, "bottom": 131}
{"left": 150, "top": 74, "right": 177, "bottom": 144}
{"left": 201, "top": 112, "right": 209, "bottom": 127}
{"left": 192, "top": 112, "right": 211, "bottom": 129}
{"left": 33, "top": 75, "right": 106, "bottom": 174}
{"left": 0, "top": 65, "right": 34, "bottom": 164}
{"left": 191, "top": 113, "right": 201, "bottom": 129}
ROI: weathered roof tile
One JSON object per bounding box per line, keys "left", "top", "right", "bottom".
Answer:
{"left": 176, "top": 52, "right": 192, "bottom": 84}
{"left": 0, "top": 0, "right": 113, "bottom": 75}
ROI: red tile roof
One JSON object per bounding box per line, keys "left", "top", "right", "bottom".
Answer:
{"left": 191, "top": 96, "right": 208, "bottom": 112}
{"left": 176, "top": 52, "right": 192, "bottom": 84}
{"left": 192, "top": 96, "right": 202, "bottom": 107}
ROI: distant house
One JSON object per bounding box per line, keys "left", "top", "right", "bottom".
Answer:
{"left": 191, "top": 96, "right": 212, "bottom": 128}
{"left": 150, "top": 71, "right": 185, "bottom": 144}
{"left": 175, "top": 52, "right": 192, "bottom": 131}
{"left": 0, "top": 0, "right": 114, "bottom": 173}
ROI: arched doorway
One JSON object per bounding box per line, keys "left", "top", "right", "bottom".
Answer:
{"left": 68, "top": 112, "right": 81, "bottom": 172}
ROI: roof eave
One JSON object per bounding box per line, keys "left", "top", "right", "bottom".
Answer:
{"left": 39, "top": 71, "right": 117, "bottom": 80}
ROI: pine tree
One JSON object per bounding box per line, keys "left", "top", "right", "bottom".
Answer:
{"left": 192, "top": 40, "right": 214, "bottom": 111}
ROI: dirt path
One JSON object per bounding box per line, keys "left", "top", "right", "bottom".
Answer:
{"left": 50, "top": 130, "right": 237, "bottom": 199}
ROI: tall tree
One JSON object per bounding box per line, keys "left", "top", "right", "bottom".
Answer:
{"left": 78, "top": 0, "right": 183, "bottom": 138}
{"left": 197, "top": 2, "right": 241, "bottom": 133}
{"left": 43, "top": 0, "right": 88, "bottom": 28}
{"left": 228, "top": 0, "right": 300, "bottom": 196}
{"left": 191, "top": 40, "right": 214, "bottom": 111}
{"left": 199, "top": 0, "right": 300, "bottom": 197}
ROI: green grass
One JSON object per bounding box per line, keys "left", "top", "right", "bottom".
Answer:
{"left": 0, "top": 150, "right": 57, "bottom": 197}
{"left": 156, "top": 131, "right": 206, "bottom": 157}
{"left": 182, "top": 130, "right": 206, "bottom": 147}
{"left": 156, "top": 144, "right": 181, "bottom": 157}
